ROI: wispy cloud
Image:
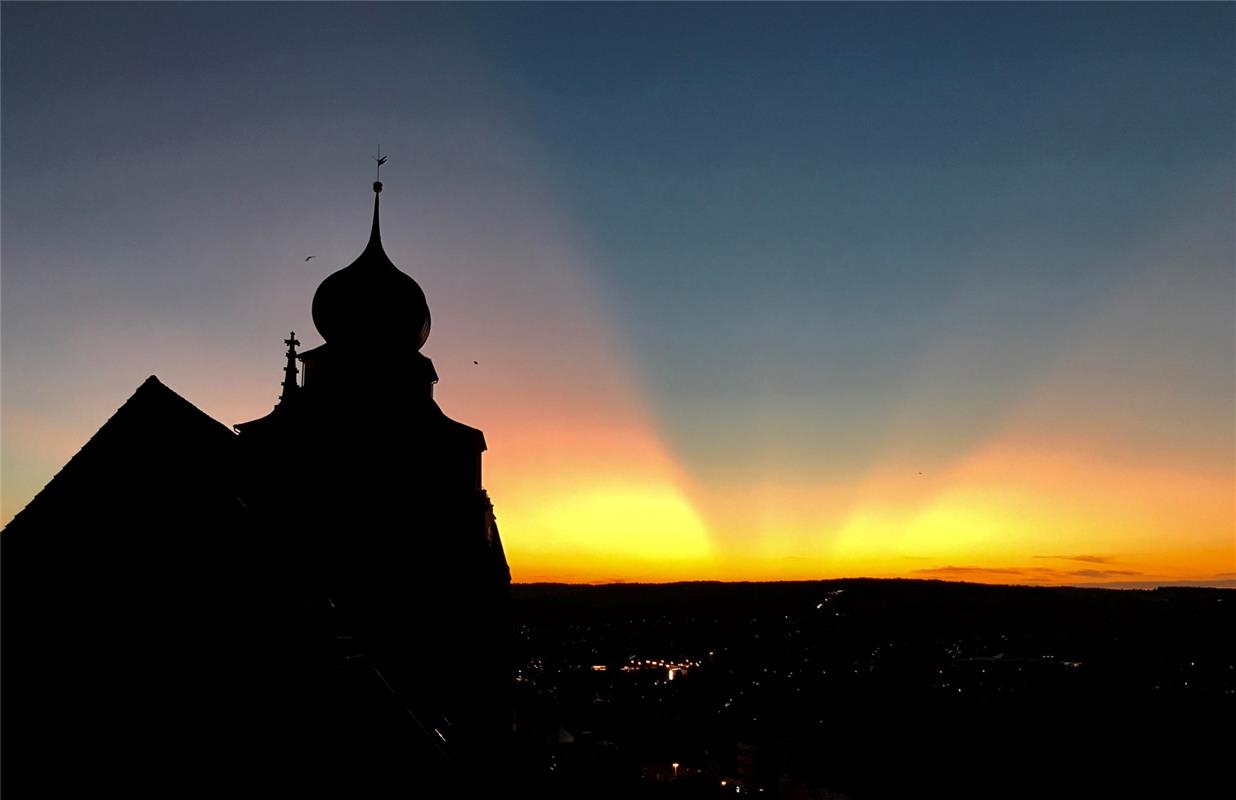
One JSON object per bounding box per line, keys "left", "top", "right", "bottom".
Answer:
{"left": 915, "top": 566, "right": 1037, "bottom": 578}
{"left": 1034, "top": 554, "right": 1118, "bottom": 565}
{"left": 1068, "top": 569, "right": 1141, "bottom": 578}
{"left": 913, "top": 565, "right": 1143, "bottom": 583}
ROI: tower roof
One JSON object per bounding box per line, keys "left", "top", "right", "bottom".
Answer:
{"left": 311, "top": 181, "right": 431, "bottom": 349}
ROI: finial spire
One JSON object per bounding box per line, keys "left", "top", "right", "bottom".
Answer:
{"left": 369, "top": 147, "right": 386, "bottom": 243}
{"left": 278, "top": 332, "right": 301, "bottom": 404}
{"left": 368, "top": 184, "right": 382, "bottom": 247}
{"left": 373, "top": 144, "right": 387, "bottom": 182}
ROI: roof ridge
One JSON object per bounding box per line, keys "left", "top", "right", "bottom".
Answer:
{"left": 3, "top": 376, "right": 235, "bottom": 533}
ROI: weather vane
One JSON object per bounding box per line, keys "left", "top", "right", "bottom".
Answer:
{"left": 374, "top": 144, "right": 387, "bottom": 181}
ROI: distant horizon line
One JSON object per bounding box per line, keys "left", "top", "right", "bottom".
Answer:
{"left": 511, "top": 576, "right": 1236, "bottom": 591}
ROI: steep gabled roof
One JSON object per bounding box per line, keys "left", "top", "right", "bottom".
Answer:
{"left": 2, "top": 376, "right": 255, "bottom": 795}
{"left": 4, "top": 375, "right": 239, "bottom": 535}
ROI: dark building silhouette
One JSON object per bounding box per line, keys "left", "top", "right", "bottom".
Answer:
{"left": 3, "top": 179, "right": 512, "bottom": 796}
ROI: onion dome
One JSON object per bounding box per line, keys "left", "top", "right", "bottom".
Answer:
{"left": 311, "top": 181, "right": 431, "bottom": 349}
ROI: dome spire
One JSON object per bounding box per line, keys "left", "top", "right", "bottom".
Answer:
{"left": 369, "top": 145, "right": 387, "bottom": 249}
{"left": 309, "top": 157, "right": 432, "bottom": 350}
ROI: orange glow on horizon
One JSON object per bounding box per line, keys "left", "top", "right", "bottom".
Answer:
{"left": 482, "top": 390, "right": 1233, "bottom": 585}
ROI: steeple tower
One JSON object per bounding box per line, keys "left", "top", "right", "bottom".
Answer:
{"left": 232, "top": 157, "right": 511, "bottom": 791}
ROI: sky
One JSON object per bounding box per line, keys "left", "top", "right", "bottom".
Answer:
{"left": 2, "top": 2, "right": 1232, "bottom": 586}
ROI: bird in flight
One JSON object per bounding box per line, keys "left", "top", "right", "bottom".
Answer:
{"left": 304, "top": 256, "right": 316, "bottom": 262}
{"left": 473, "top": 360, "right": 479, "bottom": 365}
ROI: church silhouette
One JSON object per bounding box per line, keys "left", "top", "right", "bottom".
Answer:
{"left": 2, "top": 178, "right": 512, "bottom": 795}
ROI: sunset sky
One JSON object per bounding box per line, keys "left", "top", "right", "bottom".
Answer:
{"left": 3, "top": 3, "right": 1232, "bottom": 586}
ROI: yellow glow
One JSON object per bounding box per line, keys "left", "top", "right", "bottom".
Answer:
{"left": 501, "top": 480, "right": 714, "bottom": 582}
{"left": 491, "top": 420, "right": 1232, "bottom": 584}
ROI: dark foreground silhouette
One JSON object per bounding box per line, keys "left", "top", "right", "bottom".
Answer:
{"left": 509, "top": 580, "right": 1235, "bottom": 799}
{"left": 2, "top": 180, "right": 511, "bottom": 796}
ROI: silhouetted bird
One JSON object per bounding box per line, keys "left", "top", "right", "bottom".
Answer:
{"left": 473, "top": 360, "right": 478, "bottom": 365}
{"left": 305, "top": 255, "right": 316, "bottom": 261}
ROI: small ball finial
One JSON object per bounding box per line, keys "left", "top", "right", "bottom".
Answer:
{"left": 373, "top": 181, "right": 383, "bottom": 193}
